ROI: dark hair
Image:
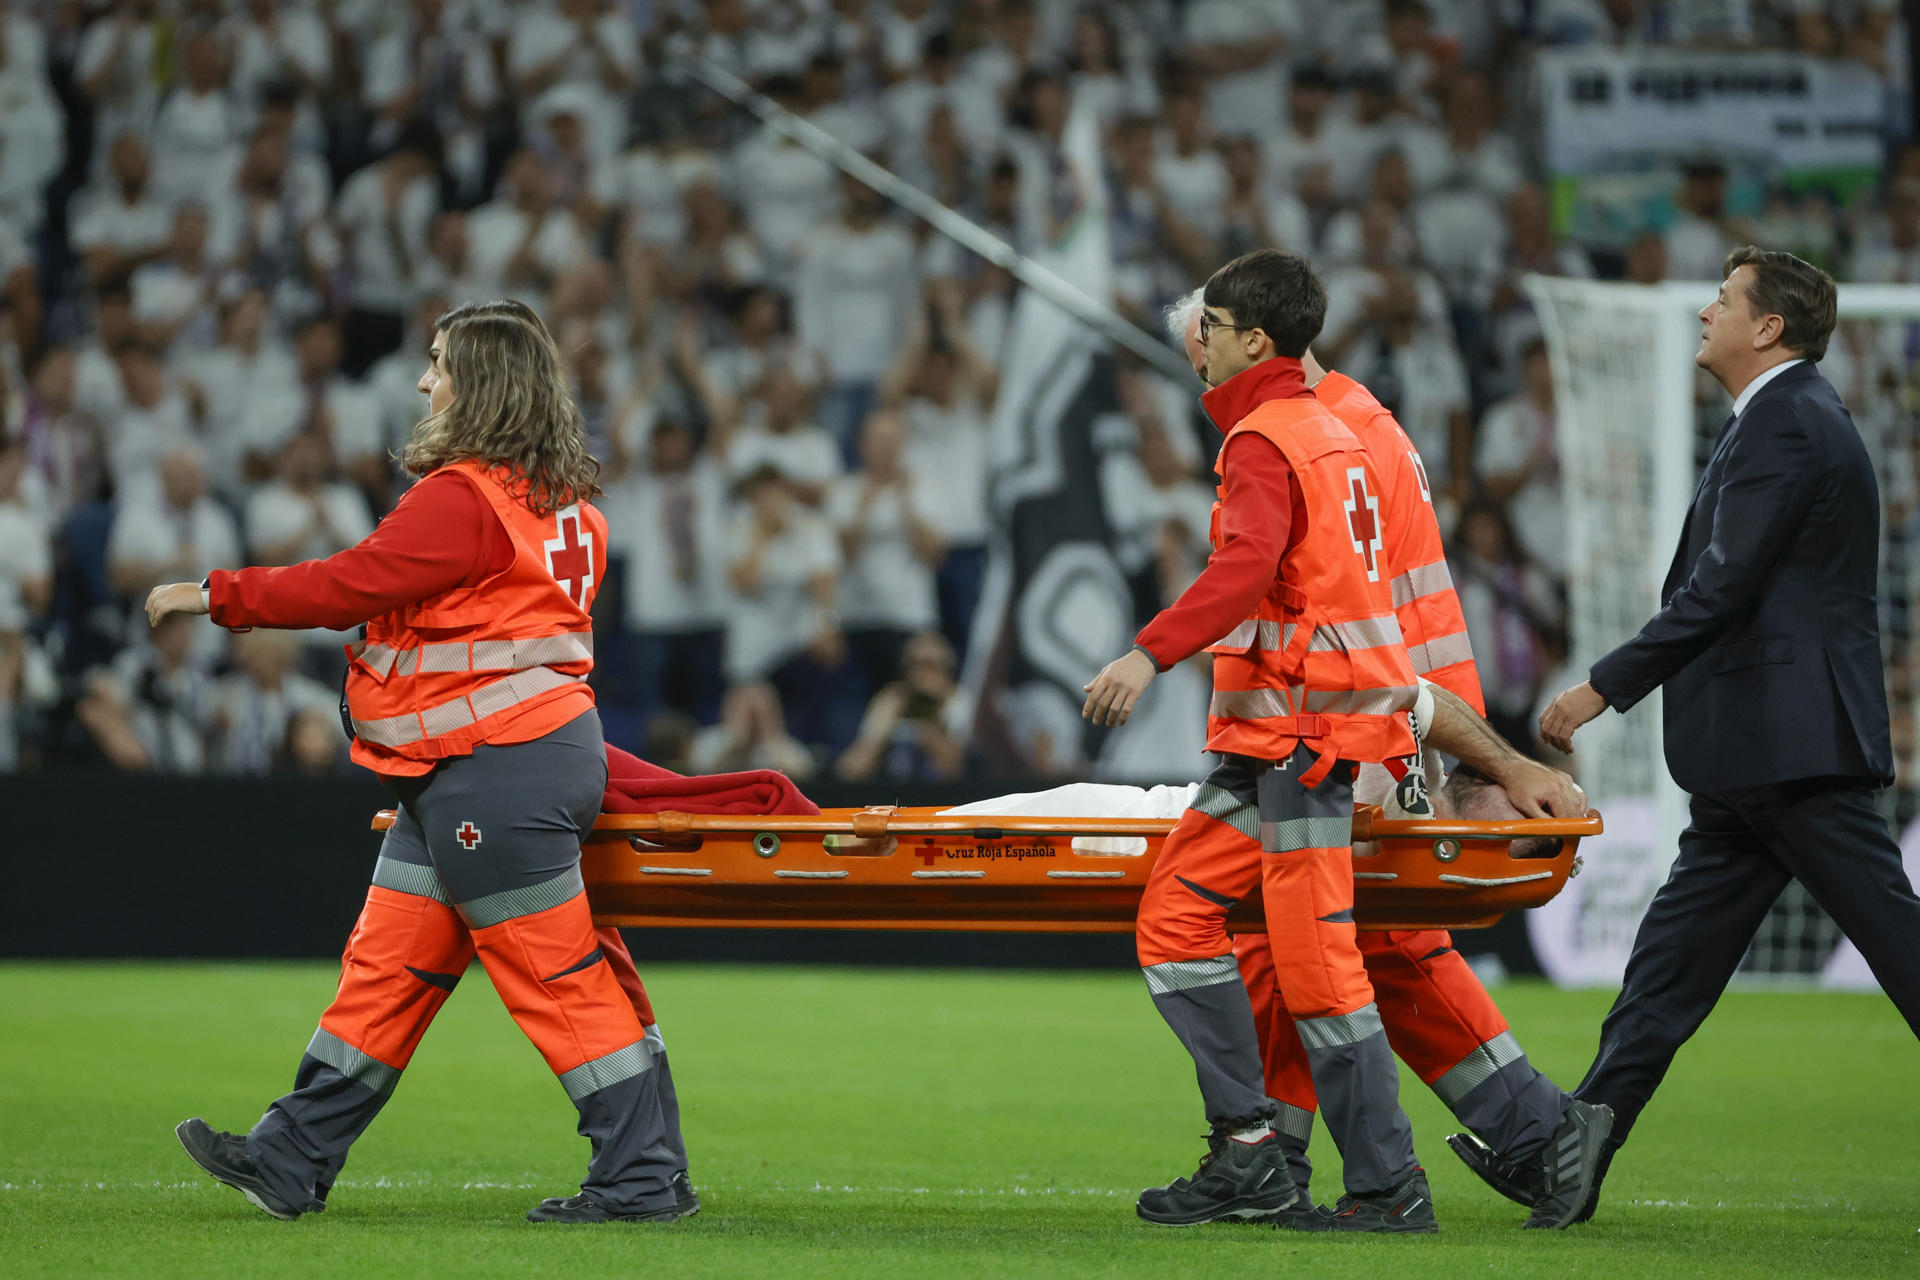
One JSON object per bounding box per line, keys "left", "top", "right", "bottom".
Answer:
{"left": 1201, "top": 249, "right": 1327, "bottom": 359}
{"left": 1291, "top": 65, "right": 1335, "bottom": 94}
{"left": 1722, "top": 245, "right": 1836, "bottom": 360}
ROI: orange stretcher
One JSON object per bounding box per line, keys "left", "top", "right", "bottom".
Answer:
{"left": 370, "top": 806, "right": 1601, "bottom": 933}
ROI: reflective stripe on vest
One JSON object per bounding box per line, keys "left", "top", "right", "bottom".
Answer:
{"left": 350, "top": 631, "right": 594, "bottom": 678}
{"left": 1211, "top": 613, "right": 1402, "bottom": 655}
{"left": 352, "top": 666, "right": 586, "bottom": 748}
{"left": 1406, "top": 629, "right": 1474, "bottom": 676}
{"left": 1390, "top": 560, "right": 1454, "bottom": 609}
{"left": 1209, "top": 685, "right": 1415, "bottom": 720}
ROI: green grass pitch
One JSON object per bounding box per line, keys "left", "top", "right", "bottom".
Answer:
{"left": 2, "top": 961, "right": 1915, "bottom": 1279}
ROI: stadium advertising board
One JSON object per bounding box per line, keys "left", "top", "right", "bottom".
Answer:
{"left": 1538, "top": 48, "right": 1887, "bottom": 243}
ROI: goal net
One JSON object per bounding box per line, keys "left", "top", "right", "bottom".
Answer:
{"left": 1522, "top": 275, "right": 1920, "bottom": 987}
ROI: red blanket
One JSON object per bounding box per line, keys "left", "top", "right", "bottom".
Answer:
{"left": 601, "top": 744, "right": 820, "bottom": 816}
{"left": 592, "top": 746, "right": 819, "bottom": 1027}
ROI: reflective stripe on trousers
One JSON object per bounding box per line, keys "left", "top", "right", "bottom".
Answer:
{"left": 1142, "top": 953, "right": 1241, "bottom": 996}
{"left": 1429, "top": 1030, "right": 1526, "bottom": 1107}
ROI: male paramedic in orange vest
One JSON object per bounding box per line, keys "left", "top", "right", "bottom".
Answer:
{"left": 1085, "top": 249, "right": 1435, "bottom": 1232}
{"left": 1167, "top": 289, "right": 1614, "bottom": 1230}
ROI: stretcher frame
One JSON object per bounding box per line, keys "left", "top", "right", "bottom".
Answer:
{"left": 371, "top": 806, "right": 1601, "bottom": 933}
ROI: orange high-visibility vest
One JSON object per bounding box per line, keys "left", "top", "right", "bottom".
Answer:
{"left": 1314, "top": 372, "right": 1485, "bottom": 714}
{"left": 1205, "top": 397, "right": 1418, "bottom": 783}
{"left": 343, "top": 460, "right": 606, "bottom": 775}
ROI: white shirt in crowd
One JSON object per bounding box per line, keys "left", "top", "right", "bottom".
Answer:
{"left": 605, "top": 459, "right": 733, "bottom": 636}
{"left": 225, "top": 7, "right": 332, "bottom": 123}
{"left": 0, "top": 497, "right": 51, "bottom": 633}
{"left": 0, "top": 21, "right": 63, "bottom": 240}
{"left": 506, "top": 8, "right": 640, "bottom": 162}
{"left": 826, "top": 475, "right": 941, "bottom": 635}
{"left": 1339, "top": 328, "right": 1471, "bottom": 489}
{"left": 106, "top": 393, "right": 198, "bottom": 492}
{"left": 106, "top": 487, "right": 241, "bottom": 668}
{"left": 1098, "top": 450, "right": 1216, "bottom": 580}
{"left": 130, "top": 259, "right": 220, "bottom": 351}
{"left": 730, "top": 132, "right": 840, "bottom": 270}
{"left": 722, "top": 422, "right": 844, "bottom": 492}
{"left": 723, "top": 509, "right": 841, "bottom": 684}
{"left": 1475, "top": 391, "right": 1565, "bottom": 574}
{"left": 244, "top": 481, "right": 375, "bottom": 566}
{"left": 107, "top": 489, "right": 242, "bottom": 584}
{"left": 464, "top": 203, "right": 590, "bottom": 314}
{"left": 332, "top": 166, "right": 438, "bottom": 315}
{"left": 1665, "top": 210, "right": 1736, "bottom": 282}
{"left": 75, "top": 16, "right": 161, "bottom": 151}
{"left": 1183, "top": 0, "right": 1297, "bottom": 134}
{"left": 179, "top": 341, "right": 303, "bottom": 494}
{"left": 903, "top": 396, "right": 990, "bottom": 546}
{"left": 69, "top": 184, "right": 174, "bottom": 263}
{"left": 794, "top": 220, "right": 920, "bottom": 385}
{"left": 1155, "top": 144, "right": 1232, "bottom": 243}
{"left": 148, "top": 86, "right": 242, "bottom": 207}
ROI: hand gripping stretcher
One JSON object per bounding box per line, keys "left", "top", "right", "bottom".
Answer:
{"left": 371, "top": 806, "right": 1602, "bottom": 933}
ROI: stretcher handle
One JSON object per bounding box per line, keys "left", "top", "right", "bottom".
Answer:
{"left": 601, "top": 809, "right": 1182, "bottom": 839}
{"left": 367, "top": 808, "right": 1602, "bottom": 839}
{"left": 1351, "top": 811, "right": 1601, "bottom": 841}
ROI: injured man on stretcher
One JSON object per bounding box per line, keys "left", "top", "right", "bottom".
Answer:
{"left": 943, "top": 680, "right": 1586, "bottom": 854}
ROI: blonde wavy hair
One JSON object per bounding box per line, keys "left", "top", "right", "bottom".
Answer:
{"left": 401, "top": 299, "right": 601, "bottom": 514}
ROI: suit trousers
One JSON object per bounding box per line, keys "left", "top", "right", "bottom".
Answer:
{"left": 1576, "top": 776, "right": 1920, "bottom": 1143}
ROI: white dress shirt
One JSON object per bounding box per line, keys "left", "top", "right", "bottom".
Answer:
{"left": 1730, "top": 358, "right": 1807, "bottom": 418}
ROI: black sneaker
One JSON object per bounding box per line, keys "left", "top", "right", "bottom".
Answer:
{"left": 1315, "top": 1170, "right": 1439, "bottom": 1234}
{"left": 526, "top": 1191, "right": 685, "bottom": 1224}
{"left": 1571, "top": 1139, "right": 1618, "bottom": 1225}
{"left": 1445, "top": 1131, "right": 1539, "bottom": 1208}
{"left": 1136, "top": 1132, "right": 1299, "bottom": 1226}
{"left": 175, "top": 1118, "right": 308, "bottom": 1221}
{"left": 672, "top": 1171, "right": 701, "bottom": 1217}
{"left": 1523, "top": 1100, "right": 1614, "bottom": 1230}
{"left": 1262, "top": 1196, "right": 1333, "bottom": 1231}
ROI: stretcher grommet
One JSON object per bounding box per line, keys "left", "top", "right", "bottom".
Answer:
{"left": 753, "top": 831, "right": 781, "bottom": 858}
{"left": 1432, "top": 838, "right": 1461, "bottom": 862}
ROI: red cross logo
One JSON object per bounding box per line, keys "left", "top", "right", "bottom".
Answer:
{"left": 915, "top": 841, "right": 941, "bottom": 867}
{"left": 544, "top": 506, "right": 595, "bottom": 605}
{"left": 456, "top": 821, "right": 482, "bottom": 850}
{"left": 1344, "top": 467, "right": 1382, "bottom": 582}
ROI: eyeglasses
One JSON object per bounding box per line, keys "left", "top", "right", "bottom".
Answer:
{"left": 1198, "top": 312, "right": 1255, "bottom": 343}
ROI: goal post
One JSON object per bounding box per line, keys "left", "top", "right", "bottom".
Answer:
{"left": 1521, "top": 275, "right": 1920, "bottom": 987}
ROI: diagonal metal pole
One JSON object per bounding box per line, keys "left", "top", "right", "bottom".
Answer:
{"left": 679, "top": 55, "right": 1198, "bottom": 386}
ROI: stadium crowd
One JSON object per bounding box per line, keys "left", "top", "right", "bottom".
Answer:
{"left": 0, "top": 0, "right": 1913, "bottom": 784}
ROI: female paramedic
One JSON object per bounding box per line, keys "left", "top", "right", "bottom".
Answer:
{"left": 147, "top": 300, "right": 689, "bottom": 1225}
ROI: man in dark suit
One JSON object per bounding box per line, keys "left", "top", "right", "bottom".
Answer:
{"left": 1452, "top": 247, "right": 1920, "bottom": 1224}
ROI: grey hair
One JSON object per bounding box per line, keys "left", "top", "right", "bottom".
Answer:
{"left": 1164, "top": 287, "right": 1205, "bottom": 346}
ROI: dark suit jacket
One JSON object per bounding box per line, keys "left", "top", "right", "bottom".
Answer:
{"left": 1588, "top": 361, "right": 1892, "bottom": 795}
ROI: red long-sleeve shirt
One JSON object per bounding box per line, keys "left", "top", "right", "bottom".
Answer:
{"left": 208, "top": 470, "right": 513, "bottom": 630}
{"left": 1134, "top": 358, "right": 1311, "bottom": 670}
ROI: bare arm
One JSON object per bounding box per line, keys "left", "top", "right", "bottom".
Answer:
{"left": 1423, "top": 683, "right": 1587, "bottom": 818}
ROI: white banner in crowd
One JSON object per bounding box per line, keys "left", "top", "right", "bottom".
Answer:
{"left": 1539, "top": 48, "right": 1886, "bottom": 176}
